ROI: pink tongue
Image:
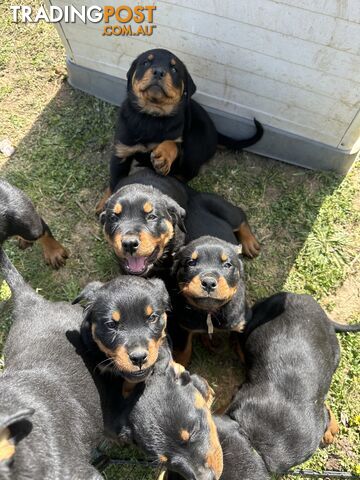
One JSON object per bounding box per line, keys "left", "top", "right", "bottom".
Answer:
{"left": 126, "top": 256, "right": 147, "bottom": 273}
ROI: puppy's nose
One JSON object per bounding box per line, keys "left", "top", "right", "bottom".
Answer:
{"left": 122, "top": 237, "right": 139, "bottom": 255}
{"left": 152, "top": 67, "right": 165, "bottom": 79}
{"left": 201, "top": 276, "right": 218, "bottom": 293}
{"left": 129, "top": 350, "right": 148, "bottom": 368}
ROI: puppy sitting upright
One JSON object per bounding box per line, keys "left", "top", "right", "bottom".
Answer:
{"left": 75, "top": 274, "right": 171, "bottom": 383}
{"left": 169, "top": 190, "right": 259, "bottom": 366}
{"left": 0, "top": 179, "right": 68, "bottom": 268}
{"left": 96, "top": 49, "right": 263, "bottom": 211}
{"left": 0, "top": 249, "right": 104, "bottom": 479}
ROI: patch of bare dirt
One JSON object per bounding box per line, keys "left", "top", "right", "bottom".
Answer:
{"left": 324, "top": 270, "right": 360, "bottom": 324}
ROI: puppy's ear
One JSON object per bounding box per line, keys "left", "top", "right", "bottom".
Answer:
{"left": 126, "top": 56, "right": 139, "bottom": 92}
{"left": 72, "top": 281, "right": 104, "bottom": 305}
{"left": 99, "top": 211, "right": 106, "bottom": 225}
{"left": 164, "top": 197, "right": 186, "bottom": 233}
{"left": 177, "top": 370, "right": 191, "bottom": 386}
{"left": 0, "top": 408, "right": 34, "bottom": 464}
{"left": 190, "top": 374, "right": 215, "bottom": 409}
{"left": 170, "top": 247, "right": 183, "bottom": 275}
{"left": 149, "top": 278, "right": 171, "bottom": 310}
{"left": 229, "top": 243, "right": 244, "bottom": 277}
{"left": 184, "top": 66, "right": 196, "bottom": 98}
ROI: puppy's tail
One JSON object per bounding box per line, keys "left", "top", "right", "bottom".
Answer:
{"left": 330, "top": 319, "right": 360, "bottom": 333}
{"left": 0, "top": 247, "right": 25, "bottom": 291}
{"left": 217, "top": 118, "right": 264, "bottom": 151}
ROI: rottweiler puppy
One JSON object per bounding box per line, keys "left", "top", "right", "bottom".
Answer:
{"left": 168, "top": 190, "right": 259, "bottom": 366}
{"left": 107, "top": 343, "right": 223, "bottom": 480}
{"left": 99, "top": 167, "right": 259, "bottom": 280}
{"left": 96, "top": 48, "right": 263, "bottom": 211}
{"left": 98, "top": 167, "right": 187, "bottom": 276}
{"left": 217, "top": 292, "right": 360, "bottom": 479}
{"left": 169, "top": 237, "right": 248, "bottom": 366}
{"left": 0, "top": 249, "right": 104, "bottom": 479}
{"left": 74, "top": 274, "right": 171, "bottom": 383}
{"left": 0, "top": 178, "right": 68, "bottom": 268}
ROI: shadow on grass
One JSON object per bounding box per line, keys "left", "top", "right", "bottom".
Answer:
{"left": 0, "top": 78, "right": 346, "bottom": 388}
{"left": 0, "top": 80, "right": 354, "bottom": 477}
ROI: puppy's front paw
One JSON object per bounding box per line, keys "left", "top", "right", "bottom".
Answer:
{"left": 242, "top": 235, "right": 260, "bottom": 258}
{"left": 322, "top": 405, "right": 339, "bottom": 445}
{"left": 95, "top": 187, "right": 111, "bottom": 216}
{"left": 236, "top": 223, "right": 260, "bottom": 258}
{"left": 151, "top": 141, "right": 178, "bottom": 176}
{"left": 17, "top": 237, "right": 33, "bottom": 250}
{"left": 40, "top": 236, "right": 69, "bottom": 269}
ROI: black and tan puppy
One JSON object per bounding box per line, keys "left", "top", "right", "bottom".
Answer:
{"left": 108, "top": 344, "right": 223, "bottom": 480}
{"left": 75, "top": 274, "right": 171, "bottom": 383}
{"left": 99, "top": 168, "right": 187, "bottom": 276}
{"left": 218, "top": 292, "right": 360, "bottom": 479}
{"left": 169, "top": 237, "right": 248, "bottom": 366}
{"left": 96, "top": 48, "right": 263, "bottom": 211}
{"left": 168, "top": 191, "right": 259, "bottom": 365}
{"left": 168, "top": 292, "right": 360, "bottom": 480}
{"left": 0, "top": 249, "right": 104, "bottom": 479}
{"left": 0, "top": 178, "right": 68, "bottom": 268}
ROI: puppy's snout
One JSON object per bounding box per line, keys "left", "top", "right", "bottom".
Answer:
{"left": 122, "top": 236, "right": 140, "bottom": 255}
{"left": 201, "top": 276, "right": 218, "bottom": 294}
{"left": 152, "top": 67, "right": 165, "bottom": 79}
{"left": 129, "top": 349, "right": 148, "bottom": 368}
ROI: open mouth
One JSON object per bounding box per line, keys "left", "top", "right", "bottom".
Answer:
{"left": 124, "top": 248, "right": 159, "bottom": 275}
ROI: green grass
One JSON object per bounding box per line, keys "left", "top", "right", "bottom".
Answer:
{"left": 1, "top": 0, "right": 359, "bottom": 477}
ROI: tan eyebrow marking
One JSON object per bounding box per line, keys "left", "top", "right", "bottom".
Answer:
{"left": 143, "top": 202, "right": 153, "bottom": 213}
{"left": 180, "top": 429, "right": 190, "bottom": 441}
{"left": 145, "top": 305, "right": 153, "bottom": 316}
{"left": 148, "top": 53, "right": 154, "bottom": 61}
{"left": 113, "top": 203, "right": 122, "bottom": 214}
{"left": 171, "top": 58, "right": 176, "bottom": 66}
{"left": 191, "top": 251, "right": 198, "bottom": 260}
{"left": 112, "top": 310, "right": 121, "bottom": 322}
{"left": 221, "top": 252, "right": 228, "bottom": 262}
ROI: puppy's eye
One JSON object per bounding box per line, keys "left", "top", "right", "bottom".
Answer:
{"left": 223, "top": 262, "right": 232, "bottom": 269}
{"left": 149, "top": 313, "right": 160, "bottom": 323}
{"left": 143, "top": 60, "right": 150, "bottom": 66}
{"left": 186, "top": 259, "right": 197, "bottom": 267}
{"left": 105, "top": 320, "right": 118, "bottom": 328}
{"left": 147, "top": 213, "right": 158, "bottom": 221}
{"left": 171, "top": 66, "right": 177, "bottom": 73}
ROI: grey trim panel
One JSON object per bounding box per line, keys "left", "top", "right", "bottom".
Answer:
{"left": 67, "top": 58, "right": 357, "bottom": 174}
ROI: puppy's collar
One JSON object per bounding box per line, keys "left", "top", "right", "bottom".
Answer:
{"left": 206, "top": 313, "right": 214, "bottom": 338}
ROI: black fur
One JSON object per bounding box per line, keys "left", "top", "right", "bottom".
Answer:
{"left": 106, "top": 343, "right": 223, "bottom": 480}
{"left": 168, "top": 237, "right": 247, "bottom": 363}
{"left": 75, "top": 275, "right": 170, "bottom": 383}
{"left": 0, "top": 249, "right": 104, "bottom": 479}
{"left": 100, "top": 168, "right": 187, "bottom": 276}
{"left": 0, "top": 179, "right": 68, "bottom": 268}
{"left": 219, "top": 293, "right": 360, "bottom": 478}
{"left": 108, "top": 48, "right": 263, "bottom": 188}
